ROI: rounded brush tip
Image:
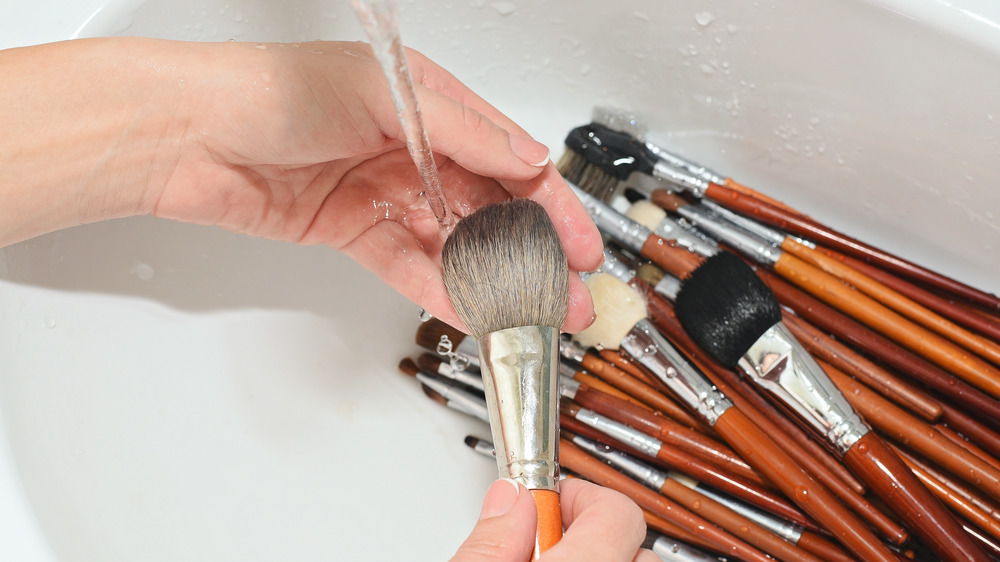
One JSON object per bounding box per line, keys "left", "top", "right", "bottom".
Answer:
{"left": 573, "top": 273, "right": 648, "bottom": 351}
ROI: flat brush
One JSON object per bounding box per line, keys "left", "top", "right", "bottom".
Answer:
{"left": 414, "top": 352, "right": 484, "bottom": 392}
{"left": 574, "top": 272, "right": 897, "bottom": 561}
{"left": 414, "top": 317, "right": 480, "bottom": 369}
{"left": 673, "top": 199, "right": 1000, "bottom": 401}
{"left": 674, "top": 251, "right": 990, "bottom": 562}
{"left": 441, "top": 198, "right": 567, "bottom": 557}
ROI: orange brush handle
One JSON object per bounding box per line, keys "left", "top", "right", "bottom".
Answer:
{"left": 530, "top": 489, "right": 562, "bottom": 558}
{"left": 640, "top": 234, "right": 705, "bottom": 280}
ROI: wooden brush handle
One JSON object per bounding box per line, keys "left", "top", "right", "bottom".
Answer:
{"left": 935, "top": 400, "right": 1000, "bottom": 461}
{"left": 702, "top": 181, "right": 1000, "bottom": 311}
{"left": 812, "top": 244, "right": 1000, "bottom": 342}
{"left": 559, "top": 412, "right": 815, "bottom": 531}
{"left": 754, "top": 265, "right": 1000, "bottom": 428}
{"left": 641, "top": 509, "right": 724, "bottom": 554}
{"left": 773, "top": 252, "right": 1000, "bottom": 399}
{"left": 529, "top": 489, "right": 562, "bottom": 558}
{"left": 782, "top": 238, "right": 1000, "bottom": 367}
{"left": 571, "top": 383, "right": 763, "bottom": 485}
{"left": 717, "top": 177, "right": 804, "bottom": 215}
{"left": 781, "top": 311, "right": 943, "bottom": 421}
{"left": 712, "top": 408, "right": 899, "bottom": 562}
{"left": 578, "top": 352, "right": 710, "bottom": 433}
{"left": 823, "top": 361, "right": 1000, "bottom": 503}
{"left": 559, "top": 439, "right": 774, "bottom": 562}
{"left": 640, "top": 234, "right": 704, "bottom": 280}
{"left": 657, "top": 479, "right": 822, "bottom": 562}
{"left": 843, "top": 432, "right": 990, "bottom": 561}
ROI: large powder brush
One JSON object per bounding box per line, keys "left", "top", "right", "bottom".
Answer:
{"left": 441, "top": 198, "right": 568, "bottom": 557}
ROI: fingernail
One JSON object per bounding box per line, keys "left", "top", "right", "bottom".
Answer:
{"left": 509, "top": 134, "right": 550, "bottom": 168}
{"left": 479, "top": 478, "right": 521, "bottom": 520}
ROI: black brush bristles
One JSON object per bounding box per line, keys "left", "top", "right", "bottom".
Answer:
{"left": 441, "top": 199, "right": 569, "bottom": 340}
{"left": 674, "top": 251, "right": 782, "bottom": 368}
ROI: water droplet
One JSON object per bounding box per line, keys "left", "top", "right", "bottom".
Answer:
{"left": 255, "top": 43, "right": 268, "bottom": 50}
{"left": 491, "top": 2, "right": 517, "bottom": 16}
{"left": 131, "top": 261, "right": 155, "bottom": 281}
{"left": 43, "top": 317, "right": 56, "bottom": 329}
{"left": 695, "top": 11, "right": 716, "bottom": 26}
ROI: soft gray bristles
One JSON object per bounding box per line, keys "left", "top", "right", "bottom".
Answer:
{"left": 441, "top": 199, "right": 569, "bottom": 340}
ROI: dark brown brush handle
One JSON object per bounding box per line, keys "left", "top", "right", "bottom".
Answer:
{"left": 753, "top": 265, "right": 1000, "bottom": 429}
{"left": 578, "top": 352, "right": 711, "bottom": 434}
{"left": 641, "top": 509, "right": 723, "bottom": 554}
{"left": 559, "top": 439, "right": 774, "bottom": 562}
{"left": 823, "top": 361, "right": 1000, "bottom": 504}
{"left": 701, "top": 181, "right": 1000, "bottom": 311}
{"left": 782, "top": 238, "right": 1000, "bottom": 367}
{"left": 711, "top": 408, "right": 899, "bottom": 562}
{"left": 571, "top": 383, "right": 764, "bottom": 485}
{"left": 812, "top": 244, "right": 1000, "bottom": 343}
{"left": 640, "top": 234, "right": 705, "bottom": 280}
{"left": 843, "top": 432, "right": 990, "bottom": 561}
{"left": 781, "top": 311, "right": 943, "bottom": 421}
{"left": 569, "top": 370, "right": 648, "bottom": 408}
{"left": 773, "top": 252, "right": 1000, "bottom": 400}
{"left": 657, "top": 478, "right": 822, "bottom": 562}
{"left": 558, "top": 412, "right": 815, "bottom": 531}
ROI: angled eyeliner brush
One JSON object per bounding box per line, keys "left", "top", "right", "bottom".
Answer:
{"left": 441, "top": 199, "right": 566, "bottom": 558}
{"left": 674, "top": 251, "right": 991, "bottom": 562}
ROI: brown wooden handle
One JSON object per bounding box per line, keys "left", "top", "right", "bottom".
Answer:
{"left": 712, "top": 408, "right": 899, "bottom": 562}
{"left": 843, "top": 432, "right": 990, "bottom": 561}
{"left": 823, "top": 362, "right": 1000, "bottom": 503}
{"left": 703, "top": 181, "right": 1000, "bottom": 311}
{"left": 640, "top": 234, "right": 704, "bottom": 280}
{"left": 782, "top": 238, "right": 1000, "bottom": 367}
{"left": 559, "top": 439, "right": 774, "bottom": 562}
{"left": 530, "top": 489, "right": 562, "bottom": 559}
{"left": 773, "top": 252, "right": 1000, "bottom": 399}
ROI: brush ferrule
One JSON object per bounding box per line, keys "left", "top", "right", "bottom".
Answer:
{"left": 655, "top": 217, "right": 720, "bottom": 258}
{"left": 571, "top": 434, "right": 668, "bottom": 490}
{"left": 477, "top": 326, "right": 561, "bottom": 491}
{"left": 651, "top": 161, "right": 711, "bottom": 197}
{"left": 621, "top": 319, "right": 733, "bottom": 425}
{"left": 694, "top": 484, "right": 804, "bottom": 542}
{"left": 700, "top": 199, "right": 786, "bottom": 247}
{"left": 678, "top": 205, "right": 782, "bottom": 266}
{"left": 558, "top": 337, "right": 587, "bottom": 364}
{"left": 599, "top": 249, "right": 636, "bottom": 283}
{"left": 436, "top": 362, "right": 485, "bottom": 392}
{"left": 654, "top": 275, "right": 683, "bottom": 301}
{"left": 570, "top": 405, "right": 663, "bottom": 457}
{"left": 645, "top": 142, "right": 726, "bottom": 186}
{"left": 570, "top": 182, "right": 651, "bottom": 252}
{"left": 557, "top": 368, "right": 581, "bottom": 400}
{"left": 737, "top": 322, "right": 869, "bottom": 454}
{"left": 417, "top": 372, "right": 490, "bottom": 423}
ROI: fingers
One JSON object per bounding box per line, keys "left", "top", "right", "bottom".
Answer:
{"left": 633, "top": 548, "right": 662, "bottom": 562}
{"left": 450, "top": 480, "right": 538, "bottom": 562}
{"left": 539, "top": 479, "right": 647, "bottom": 562}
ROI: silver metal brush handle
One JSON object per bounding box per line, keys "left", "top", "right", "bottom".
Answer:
{"left": 620, "top": 319, "right": 732, "bottom": 426}
{"left": 738, "top": 322, "right": 869, "bottom": 454}
{"left": 570, "top": 182, "right": 651, "bottom": 253}
{"left": 478, "top": 326, "right": 560, "bottom": 491}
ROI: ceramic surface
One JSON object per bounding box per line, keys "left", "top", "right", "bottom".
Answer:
{"left": 2, "top": 1, "right": 999, "bottom": 560}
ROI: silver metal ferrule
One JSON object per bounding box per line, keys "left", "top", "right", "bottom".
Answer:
{"left": 620, "top": 319, "right": 733, "bottom": 426}
{"left": 738, "top": 322, "right": 869, "bottom": 454}
{"left": 677, "top": 204, "right": 783, "bottom": 267}
{"left": 654, "top": 274, "right": 683, "bottom": 301}
{"left": 654, "top": 217, "right": 720, "bottom": 258}
{"left": 599, "top": 248, "right": 636, "bottom": 284}
{"left": 651, "top": 160, "right": 712, "bottom": 198}
{"left": 571, "top": 434, "right": 667, "bottom": 489}
{"left": 570, "top": 405, "right": 663, "bottom": 457}
{"left": 700, "top": 199, "right": 786, "bottom": 247}
{"left": 692, "top": 481, "right": 803, "bottom": 543}
{"left": 477, "top": 326, "right": 560, "bottom": 491}
{"left": 645, "top": 140, "right": 727, "bottom": 186}
{"left": 570, "top": 182, "right": 651, "bottom": 253}
{"left": 436, "top": 361, "right": 485, "bottom": 392}
{"left": 557, "top": 367, "right": 581, "bottom": 400}
{"left": 416, "top": 372, "right": 490, "bottom": 423}
{"left": 650, "top": 536, "right": 731, "bottom": 561}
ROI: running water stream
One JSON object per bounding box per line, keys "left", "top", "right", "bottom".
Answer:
{"left": 351, "top": 0, "right": 458, "bottom": 234}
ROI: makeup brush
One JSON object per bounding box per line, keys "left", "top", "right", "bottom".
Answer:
{"left": 667, "top": 196, "right": 1000, "bottom": 401}
{"left": 441, "top": 198, "right": 567, "bottom": 558}
{"left": 674, "top": 250, "right": 991, "bottom": 562}
{"left": 574, "top": 272, "right": 898, "bottom": 562}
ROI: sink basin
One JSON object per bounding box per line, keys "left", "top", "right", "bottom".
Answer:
{"left": 2, "top": 1, "right": 998, "bottom": 560}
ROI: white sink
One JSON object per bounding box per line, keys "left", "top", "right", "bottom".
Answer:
{"left": 2, "top": 1, "right": 999, "bottom": 560}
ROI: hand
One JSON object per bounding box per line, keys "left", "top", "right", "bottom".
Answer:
{"left": 0, "top": 37, "right": 602, "bottom": 332}
{"left": 452, "top": 479, "right": 657, "bottom": 562}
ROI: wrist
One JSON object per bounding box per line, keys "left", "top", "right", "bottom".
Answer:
{"left": 0, "top": 37, "right": 194, "bottom": 246}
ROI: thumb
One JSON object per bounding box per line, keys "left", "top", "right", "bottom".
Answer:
{"left": 451, "top": 479, "right": 538, "bottom": 562}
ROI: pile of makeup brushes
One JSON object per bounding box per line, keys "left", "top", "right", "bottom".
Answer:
{"left": 399, "top": 111, "right": 1000, "bottom": 561}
